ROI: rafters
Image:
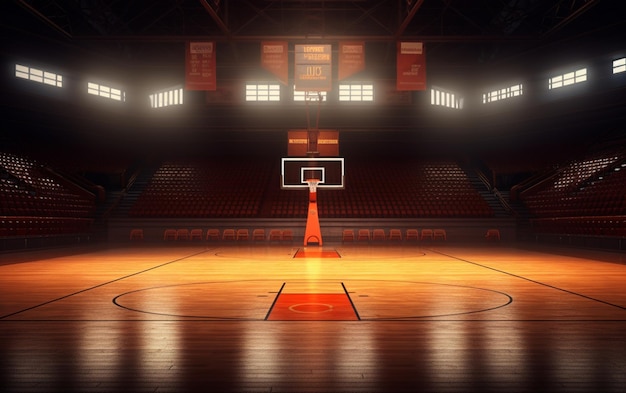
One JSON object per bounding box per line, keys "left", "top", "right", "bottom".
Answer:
{"left": 199, "top": 0, "right": 230, "bottom": 36}
{"left": 15, "top": 0, "right": 73, "bottom": 38}
{"left": 395, "top": 0, "right": 426, "bottom": 39}
{"left": 543, "top": 0, "right": 601, "bottom": 36}
{"left": 8, "top": 0, "right": 619, "bottom": 69}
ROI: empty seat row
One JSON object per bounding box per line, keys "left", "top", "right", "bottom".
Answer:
{"left": 530, "top": 217, "right": 626, "bottom": 237}
{"left": 129, "top": 228, "right": 294, "bottom": 242}
{"left": 1, "top": 217, "right": 93, "bottom": 237}
{"left": 341, "top": 228, "right": 447, "bottom": 242}
{"left": 213, "top": 229, "right": 294, "bottom": 241}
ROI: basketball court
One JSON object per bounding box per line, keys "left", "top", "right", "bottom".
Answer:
{"left": 1, "top": 243, "right": 625, "bottom": 392}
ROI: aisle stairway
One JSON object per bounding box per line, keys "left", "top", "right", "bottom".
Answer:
{"left": 462, "top": 166, "right": 510, "bottom": 218}
{"left": 112, "top": 166, "right": 157, "bottom": 217}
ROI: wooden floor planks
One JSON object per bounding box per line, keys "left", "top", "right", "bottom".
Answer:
{"left": 0, "top": 243, "right": 625, "bottom": 392}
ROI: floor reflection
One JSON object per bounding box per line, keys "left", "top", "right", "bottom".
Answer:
{"left": 1, "top": 319, "right": 625, "bottom": 392}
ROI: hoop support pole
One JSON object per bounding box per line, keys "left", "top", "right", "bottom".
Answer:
{"left": 303, "top": 180, "right": 323, "bottom": 246}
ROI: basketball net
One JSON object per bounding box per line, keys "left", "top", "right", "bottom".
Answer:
{"left": 305, "top": 178, "right": 320, "bottom": 194}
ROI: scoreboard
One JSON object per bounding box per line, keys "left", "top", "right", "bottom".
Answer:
{"left": 294, "top": 44, "right": 332, "bottom": 91}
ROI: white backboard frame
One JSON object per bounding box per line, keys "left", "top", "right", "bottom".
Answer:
{"left": 281, "top": 157, "right": 345, "bottom": 189}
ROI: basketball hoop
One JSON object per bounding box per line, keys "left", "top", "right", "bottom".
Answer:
{"left": 304, "top": 91, "right": 324, "bottom": 102}
{"left": 279, "top": 157, "right": 345, "bottom": 246}
{"left": 305, "top": 178, "right": 320, "bottom": 193}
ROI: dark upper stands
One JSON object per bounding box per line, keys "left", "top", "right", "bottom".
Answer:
{"left": 128, "top": 159, "right": 273, "bottom": 218}
{"left": 1, "top": 152, "right": 95, "bottom": 237}
{"left": 128, "top": 157, "right": 493, "bottom": 219}
{"left": 312, "top": 160, "right": 492, "bottom": 218}
{"left": 518, "top": 145, "right": 626, "bottom": 237}
{"left": 521, "top": 149, "right": 625, "bottom": 217}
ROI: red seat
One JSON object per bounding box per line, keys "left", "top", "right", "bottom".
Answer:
{"left": 252, "top": 229, "right": 266, "bottom": 241}
{"left": 357, "top": 229, "right": 371, "bottom": 241}
{"left": 342, "top": 229, "right": 355, "bottom": 242}
{"left": 372, "top": 229, "right": 386, "bottom": 241}
{"left": 405, "top": 229, "right": 419, "bottom": 241}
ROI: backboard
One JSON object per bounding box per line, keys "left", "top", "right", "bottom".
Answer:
{"left": 281, "top": 157, "right": 345, "bottom": 189}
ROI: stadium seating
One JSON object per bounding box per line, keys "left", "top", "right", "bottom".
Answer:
{"left": 342, "top": 229, "right": 355, "bottom": 242}
{"left": 252, "top": 228, "right": 266, "bottom": 241}
{"left": 485, "top": 229, "right": 500, "bottom": 241}
{"left": 433, "top": 229, "right": 447, "bottom": 241}
{"left": 1, "top": 152, "right": 95, "bottom": 238}
{"left": 127, "top": 157, "right": 493, "bottom": 220}
{"left": 420, "top": 229, "right": 433, "bottom": 241}
{"left": 190, "top": 229, "right": 203, "bottom": 241}
{"left": 269, "top": 229, "right": 283, "bottom": 241}
{"left": 206, "top": 229, "right": 220, "bottom": 241}
{"left": 372, "top": 229, "right": 386, "bottom": 241}
{"left": 176, "top": 229, "right": 190, "bottom": 241}
{"left": 520, "top": 145, "right": 626, "bottom": 237}
{"left": 357, "top": 229, "right": 371, "bottom": 241}
{"left": 128, "top": 159, "right": 272, "bottom": 219}
{"left": 388, "top": 229, "right": 403, "bottom": 241}
{"left": 281, "top": 229, "right": 293, "bottom": 241}
{"left": 521, "top": 147, "right": 625, "bottom": 218}
{"left": 163, "top": 229, "right": 177, "bottom": 241}
{"left": 130, "top": 228, "right": 144, "bottom": 241}
{"left": 405, "top": 229, "right": 419, "bottom": 241}
{"left": 222, "top": 229, "right": 236, "bottom": 241}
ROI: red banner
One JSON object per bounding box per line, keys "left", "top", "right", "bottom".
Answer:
{"left": 338, "top": 42, "right": 365, "bottom": 80}
{"left": 261, "top": 41, "right": 288, "bottom": 85}
{"left": 396, "top": 42, "right": 426, "bottom": 91}
{"left": 185, "top": 41, "right": 216, "bottom": 91}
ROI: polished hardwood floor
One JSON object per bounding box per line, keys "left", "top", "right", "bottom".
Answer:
{"left": 1, "top": 242, "right": 625, "bottom": 392}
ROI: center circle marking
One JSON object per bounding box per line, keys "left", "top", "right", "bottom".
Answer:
{"left": 289, "top": 303, "right": 334, "bottom": 313}
{"left": 113, "top": 279, "right": 512, "bottom": 320}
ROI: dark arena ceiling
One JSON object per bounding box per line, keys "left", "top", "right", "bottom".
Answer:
{"left": 4, "top": 0, "right": 624, "bottom": 76}
{"left": 1, "top": 1, "right": 625, "bottom": 156}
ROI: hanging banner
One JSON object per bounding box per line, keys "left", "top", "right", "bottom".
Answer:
{"left": 185, "top": 41, "right": 216, "bottom": 91}
{"left": 396, "top": 42, "right": 426, "bottom": 91}
{"left": 338, "top": 42, "right": 365, "bottom": 80}
{"left": 294, "top": 44, "right": 332, "bottom": 91}
{"left": 261, "top": 41, "right": 289, "bottom": 85}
